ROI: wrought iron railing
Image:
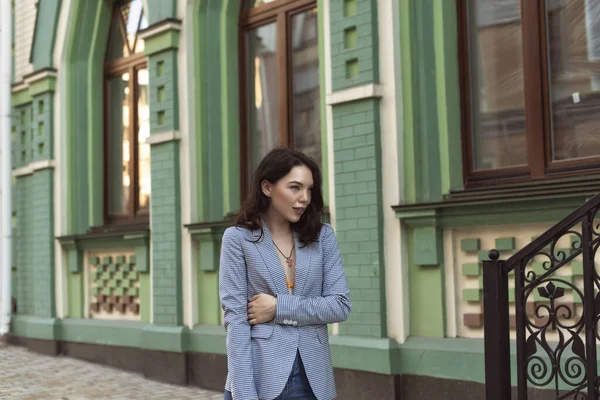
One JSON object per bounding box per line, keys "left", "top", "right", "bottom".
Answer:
{"left": 484, "top": 193, "right": 600, "bottom": 400}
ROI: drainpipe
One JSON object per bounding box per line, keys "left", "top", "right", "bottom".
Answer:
{"left": 0, "top": 0, "right": 13, "bottom": 338}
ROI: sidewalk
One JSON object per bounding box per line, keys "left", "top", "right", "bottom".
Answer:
{"left": 0, "top": 346, "right": 223, "bottom": 400}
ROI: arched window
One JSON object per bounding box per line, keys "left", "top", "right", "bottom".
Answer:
{"left": 104, "top": 0, "right": 150, "bottom": 224}
{"left": 240, "top": 0, "right": 320, "bottom": 190}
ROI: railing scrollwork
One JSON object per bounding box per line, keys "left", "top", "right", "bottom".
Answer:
{"left": 484, "top": 193, "right": 600, "bottom": 400}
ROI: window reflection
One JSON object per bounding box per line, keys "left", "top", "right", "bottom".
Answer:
{"left": 291, "top": 8, "right": 321, "bottom": 169}
{"left": 246, "top": 23, "right": 279, "bottom": 175}
{"left": 137, "top": 68, "right": 151, "bottom": 210}
{"left": 105, "top": 0, "right": 150, "bottom": 222}
{"left": 470, "top": 0, "right": 528, "bottom": 171}
{"left": 107, "top": 73, "right": 131, "bottom": 214}
{"left": 547, "top": 0, "right": 600, "bottom": 161}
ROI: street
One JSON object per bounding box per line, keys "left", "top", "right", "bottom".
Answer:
{"left": 0, "top": 346, "right": 223, "bottom": 399}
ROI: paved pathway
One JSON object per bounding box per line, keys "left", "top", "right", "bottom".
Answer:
{"left": 0, "top": 346, "right": 223, "bottom": 400}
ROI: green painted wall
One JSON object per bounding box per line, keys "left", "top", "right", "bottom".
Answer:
{"left": 399, "top": 0, "right": 463, "bottom": 204}
{"left": 30, "top": 0, "right": 62, "bottom": 71}
{"left": 67, "top": 273, "right": 83, "bottom": 318}
{"left": 330, "top": 0, "right": 379, "bottom": 91}
{"left": 332, "top": 99, "right": 386, "bottom": 337}
{"left": 433, "top": 0, "right": 463, "bottom": 195}
{"left": 31, "top": 93, "right": 54, "bottom": 162}
{"left": 12, "top": 103, "right": 32, "bottom": 169}
{"left": 328, "top": 0, "right": 386, "bottom": 337}
{"left": 148, "top": 50, "right": 179, "bottom": 132}
{"left": 140, "top": 273, "right": 151, "bottom": 322}
{"left": 407, "top": 231, "right": 445, "bottom": 337}
{"left": 14, "top": 171, "right": 55, "bottom": 318}
{"left": 194, "top": 0, "right": 229, "bottom": 221}
{"left": 64, "top": 0, "right": 110, "bottom": 234}
{"left": 150, "top": 142, "right": 183, "bottom": 325}
{"left": 146, "top": 0, "right": 177, "bottom": 24}
{"left": 11, "top": 85, "right": 56, "bottom": 320}
{"left": 400, "top": 0, "right": 442, "bottom": 204}
{"left": 197, "top": 270, "right": 220, "bottom": 325}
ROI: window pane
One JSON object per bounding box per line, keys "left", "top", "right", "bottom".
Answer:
{"left": 291, "top": 8, "right": 321, "bottom": 168}
{"left": 470, "top": 0, "right": 528, "bottom": 170}
{"left": 547, "top": 0, "right": 600, "bottom": 161}
{"left": 107, "top": 73, "right": 131, "bottom": 214}
{"left": 245, "top": 23, "right": 279, "bottom": 175}
{"left": 137, "top": 68, "right": 151, "bottom": 211}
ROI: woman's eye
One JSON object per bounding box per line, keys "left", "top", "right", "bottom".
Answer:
{"left": 291, "top": 186, "right": 300, "bottom": 190}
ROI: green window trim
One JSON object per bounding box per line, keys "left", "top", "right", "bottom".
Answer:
{"left": 399, "top": 0, "right": 462, "bottom": 204}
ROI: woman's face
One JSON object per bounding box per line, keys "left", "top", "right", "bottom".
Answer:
{"left": 262, "top": 165, "right": 314, "bottom": 224}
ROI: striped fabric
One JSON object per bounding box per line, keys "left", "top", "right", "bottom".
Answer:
{"left": 219, "top": 223, "right": 351, "bottom": 400}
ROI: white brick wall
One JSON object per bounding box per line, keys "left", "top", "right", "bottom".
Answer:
{"left": 14, "top": 0, "right": 37, "bottom": 82}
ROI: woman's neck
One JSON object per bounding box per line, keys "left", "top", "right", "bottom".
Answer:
{"left": 263, "top": 210, "right": 292, "bottom": 238}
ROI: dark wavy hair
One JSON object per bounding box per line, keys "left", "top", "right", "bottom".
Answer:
{"left": 235, "top": 147, "right": 324, "bottom": 245}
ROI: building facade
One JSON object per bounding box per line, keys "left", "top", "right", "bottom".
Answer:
{"left": 7, "top": 0, "right": 600, "bottom": 398}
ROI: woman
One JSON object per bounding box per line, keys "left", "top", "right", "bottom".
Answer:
{"left": 219, "top": 148, "right": 351, "bottom": 400}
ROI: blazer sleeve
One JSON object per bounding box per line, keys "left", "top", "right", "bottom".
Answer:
{"left": 219, "top": 227, "right": 258, "bottom": 400}
{"left": 274, "top": 224, "right": 352, "bottom": 327}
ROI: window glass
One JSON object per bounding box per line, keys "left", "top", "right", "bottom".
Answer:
{"left": 245, "top": 22, "right": 279, "bottom": 175}
{"left": 291, "top": 8, "right": 321, "bottom": 169}
{"left": 470, "top": 0, "right": 528, "bottom": 171}
{"left": 547, "top": 0, "right": 600, "bottom": 161}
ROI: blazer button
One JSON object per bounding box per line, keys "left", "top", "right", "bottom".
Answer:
{"left": 284, "top": 319, "right": 289, "bottom": 324}
{"left": 292, "top": 321, "right": 298, "bottom": 326}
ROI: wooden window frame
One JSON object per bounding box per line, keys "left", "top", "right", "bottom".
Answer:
{"left": 457, "top": 0, "right": 600, "bottom": 189}
{"left": 238, "top": 0, "right": 317, "bottom": 198}
{"left": 103, "top": 3, "right": 149, "bottom": 226}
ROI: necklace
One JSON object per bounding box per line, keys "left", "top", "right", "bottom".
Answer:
{"left": 272, "top": 239, "right": 295, "bottom": 268}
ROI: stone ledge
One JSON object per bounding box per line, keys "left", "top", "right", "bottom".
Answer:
{"left": 145, "top": 130, "right": 181, "bottom": 145}
{"left": 326, "top": 83, "right": 383, "bottom": 105}
{"left": 12, "top": 160, "right": 56, "bottom": 177}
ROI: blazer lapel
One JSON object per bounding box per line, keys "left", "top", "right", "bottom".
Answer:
{"left": 293, "top": 231, "right": 312, "bottom": 296}
{"left": 253, "top": 226, "right": 289, "bottom": 295}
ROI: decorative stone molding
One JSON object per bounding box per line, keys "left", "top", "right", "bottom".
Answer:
{"left": 326, "top": 84, "right": 384, "bottom": 106}
{"left": 145, "top": 130, "right": 181, "bottom": 145}
{"left": 12, "top": 160, "right": 56, "bottom": 177}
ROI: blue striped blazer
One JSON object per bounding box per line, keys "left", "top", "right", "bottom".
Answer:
{"left": 219, "top": 222, "right": 351, "bottom": 400}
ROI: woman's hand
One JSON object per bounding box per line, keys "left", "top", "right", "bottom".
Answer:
{"left": 248, "top": 293, "right": 277, "bottom": 325}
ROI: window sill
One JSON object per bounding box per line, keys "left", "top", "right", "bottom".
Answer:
{"left": 57, "top": 228, "right": 150, "bottom": 273}
{"left": 393, "top": 174, "right": 600, "bottom": 229}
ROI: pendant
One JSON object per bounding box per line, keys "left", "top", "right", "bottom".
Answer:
{"left": 286, "top": 258, "right": 292, "bottom": 268}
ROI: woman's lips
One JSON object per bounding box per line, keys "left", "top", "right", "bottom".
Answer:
{"left": 293, "top": 207, "right": 305, "bottom": 215}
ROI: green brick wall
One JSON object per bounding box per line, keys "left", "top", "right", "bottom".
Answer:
{"left": 31, "top": 93, "right": 54, "bottom": 162}
{"left": 15, "top": 171, "right": 55, "bottom": 318}
{"left": 12, "top": 92, "right": 56, "bottom": 319}
{"left": 150, "top": 141, "right": 183, "bottom": 325}
{"left": 332, "top": 99, "right": 385, "bottom": 337}
{"left": 12, "top": 95, "right": 53, "bottom": 166}
{"left": 328, "top": 0, "right": 384, "bottom": 337}
{"left": 330, "top": 0, "right": 379, "bottom": 91}
{"left": 12, "top": 104, "right": 33, "bottom": 169}
{"left": 149, "top": 50, "right": 179, "bottom": 133}
{"left": 146, "top": 0, "right": 177, "bottom": 24}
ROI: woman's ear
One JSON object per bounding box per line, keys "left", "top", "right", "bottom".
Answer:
{"left": 261, "top": 180, "right": 272, "bottom": 198}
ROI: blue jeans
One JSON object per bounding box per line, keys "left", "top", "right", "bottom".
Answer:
{"left": 224, "top": 350, "right": 316, "bottom": 399}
